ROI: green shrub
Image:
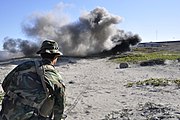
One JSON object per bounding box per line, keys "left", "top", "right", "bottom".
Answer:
{"left": 173, "top": 79, "right": 180, "bottom": 86}
{"left": 112, "top": 52, "right": 180, "bottom": 63}
{"left": 125, "top": 78, "right": 180, "bottom": 87}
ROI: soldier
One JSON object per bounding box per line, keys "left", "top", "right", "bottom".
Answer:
{"left": 0, "top": 40, "right": 66, "bottom": 120}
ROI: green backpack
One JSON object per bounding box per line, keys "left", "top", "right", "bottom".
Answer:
{"left": 1, "top": 60, "right": 54, "bottom": 118}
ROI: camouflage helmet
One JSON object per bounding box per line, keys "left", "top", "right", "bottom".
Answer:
{"left": 37, "top": 39, "right": 63, "bottom": 55}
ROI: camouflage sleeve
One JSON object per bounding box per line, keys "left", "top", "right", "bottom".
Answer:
{"left": 44, "top": 66, "right": 65, "bottom": 119}
{"left": 53, "top": 82, "right": 65, "bottom": 120}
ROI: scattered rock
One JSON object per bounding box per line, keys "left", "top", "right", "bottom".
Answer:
{"left": 102, "top": 102, "right": 180, "bottom": 120}
{"left": 119, "top": 62, "right": 129, "bottom": 69}
{"left": 68, "top": 59, "right": 77, "bottom": 64}
{"left": 0, "top": 86, "right": 3, "bottom": 93}
{"left": 68, "top": 81, "right": 75, "bottom": 84}
{"left": 138, "top": 102, "right": 179, "bottom": 120}
{"left": 140, "top": 59, "right": 165, "bottom": 66}
{"left": 85, "top": 110, "right": 90, "bottom": 115}
{"left": 103, "top": 108, "right": 133, "bottom": 120}
{"left": 177, "top": 58, "right": 180, "bottom": 62}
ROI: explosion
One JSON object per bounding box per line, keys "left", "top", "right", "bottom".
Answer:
{"left": 2, "top": 6, "right": 141, "bottom": 58}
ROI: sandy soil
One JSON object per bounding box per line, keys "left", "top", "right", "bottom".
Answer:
{"left": 0, "top": 57, "right": 180, "bottom": 120}
{"left": 59, "top": 57, "right": 180, "bottom": 120}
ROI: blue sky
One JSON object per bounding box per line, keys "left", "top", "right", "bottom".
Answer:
{"left": 0, "top": 0, "right": 180, "bottom": 49}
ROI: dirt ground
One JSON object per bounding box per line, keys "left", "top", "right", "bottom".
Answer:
{"left": 59, "top": 57, "right": 180, "bottom": 120}
{"left": 0, "top": 56, "right": 180, "bottom": 120}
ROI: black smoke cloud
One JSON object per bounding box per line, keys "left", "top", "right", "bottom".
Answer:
{"left": 104, "top": 32, "right": 141, "bottom": 55}
{"left": 3, "top": 5, "right": 141, "bottom": 57}
{"left": 3, "top": 37, "right": 39, "bottom": 56}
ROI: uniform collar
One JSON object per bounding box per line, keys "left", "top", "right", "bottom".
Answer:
{"left": 41, "top": 59, "right": 54, "bottom": 67}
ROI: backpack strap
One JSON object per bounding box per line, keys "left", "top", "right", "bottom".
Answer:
{"left": 34, "top": 60, "right": 54, "bottom": 118}
{"left": 34, "top": 60, "right": 49, "bottom": 97}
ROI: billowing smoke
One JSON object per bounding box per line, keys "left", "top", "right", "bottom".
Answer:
{"left": 21, "top": 6, "right": 141, "bottom": 56}
{"left": 3, "top": 37, "right": 39, "bottom": 56}
{"left": 103, "top": 32, "right": 141, "bottom": 55}
{"left": 2, "top": 5, "right": 141, "bottom": 58}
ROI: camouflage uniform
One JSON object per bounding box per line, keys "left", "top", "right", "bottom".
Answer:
{"left": 0, "top": 40, "right": 65, "bottom": 120}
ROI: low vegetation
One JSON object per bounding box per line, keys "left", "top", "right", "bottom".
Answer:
{"left": 111, "top": 47, "right": 180, "bottom": 63}
{"left": 125, "top": 78, "right": 180, "bottom": 87}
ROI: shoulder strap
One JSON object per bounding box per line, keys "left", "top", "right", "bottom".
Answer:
{"left": 34, "top": 60, "right": 48, "bottom": 97}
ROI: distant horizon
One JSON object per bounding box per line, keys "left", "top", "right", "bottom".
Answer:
{"left": 141, "top": 39, "right": 180, "bottom": 43}
{"left": 1, "top": 39, "right": 180, "bottom": 51}
{"left": 1, "top": 39, "right": 180, "bottom": 52}
{"left": 1, "top": 0, "right": 180, "bottom": 50}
